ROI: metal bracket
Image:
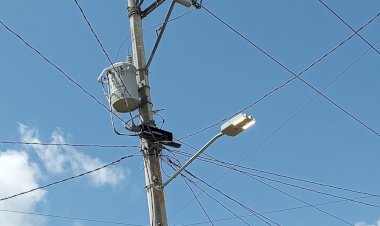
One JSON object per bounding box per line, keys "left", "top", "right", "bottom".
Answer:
{"left": 139, "top": 124, "right": 181, "bottom": 148}
{"left": 146, "top": 1, "right": 175, "bottom": 69}
{"left": 191, "top": 0, "right": 202, "bottom": 9}
{"left": 140, "top": 0, "right": 166, "bottom": 18}
{"left": 138, "top": 79, "right": 148, "bottom": 88}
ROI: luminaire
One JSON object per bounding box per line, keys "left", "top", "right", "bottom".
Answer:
{"left": 175, "top": 0, "right": 192, "bottom": 7}
{"left": 221, "top": 113, "right": 256, "bottom": 136}
{"left": 162, "top": 112, "right": 256, "bottom": 187}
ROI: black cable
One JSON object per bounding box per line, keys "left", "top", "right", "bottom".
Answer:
{"left": 179, "top": 6, "right": 380, "bottom": 140}
{"left": 319, "top": 0, "right": 380, "bottom": 56}
{"left": 172, "top": 38, "right": 380, "bottom": 212}
{"left": 179, "top": 167, "right": 280, "bottom": 226}
{"left": 185, "top": 180, "right": 252, "bottom": 226}
{"left": 74, "top": 0, "right": 138, "bottom": 126}
{"left": 175, "top": 195, "right": 373, "bottom": 226}
{"left": 239, "top": 173, "right": 354, "bottom": 226}
{"left": 176, "top": 150, "right": 380, "bottom": 207}
{"left": 211, "top": 158, "right": 380, "bottom": 200}
{"left": 0, "top": 208, "right": 144, "bottom": 226}
{"left": 249, "top": 172, "right": 380, "bottom": 209}
{"left": 173, "top": 143, "right": 380, "bottom": 201}
{"left": 189, "top": 154, "right": 380, "bottom": 210}
{"left": 165, "top": 156, "right": 278, "bottom": 225}
{"left": 163, "top": 157, "right": 252, "bottom": 226}
{"left": 164, "top": 156, "right": 251, "bottom": 226}
{"left": 0, "top": 19, "right": 128, "bottom": 125}
{"left": 0, "top": 140, "right": 138, "bottom": 148}
{"left": 74, "top": 0, "right": 114, "bottom": 68}
{"left": 171, "top": 148, "right": 380, "bottom": 225}
{"left": 175, "top": 153, "right": 354, "bottom": 225}
{"left": 180, "top": 174, "right": 216, "bottom": 226}
{"left": 0, "top": 152, "right": 138, "bottom": 202}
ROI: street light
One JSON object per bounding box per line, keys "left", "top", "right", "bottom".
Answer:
{"left": 162, "top": 113, "right": 255, "bottom": 188}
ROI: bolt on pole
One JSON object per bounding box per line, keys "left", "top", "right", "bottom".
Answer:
{"left": 127, "top": 0, "right": 169, "bottom": 225}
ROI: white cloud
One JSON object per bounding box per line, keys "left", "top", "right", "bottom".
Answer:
{"left": 355, "top": 220, "right": 380, "bottom": 226}
{"left": 18, "top": 124, "right": 127, "bottom": 187}
{"left": 0, "top": 124, "right": 128, "bottom": 226}
{"left": 0, "top": 150, "right": 46, "bottom": 226}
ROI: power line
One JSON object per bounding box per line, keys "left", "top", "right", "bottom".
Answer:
{"left": 165, "top": 157, "right": 279, "bottom": 226}
{"left": 0, "top": 152, "right": 138, "bottom": 202}
{"left": 203, "top": 155, "right": 380, "bottom": 199}
{"left": 179, "top": 6, "right": 380, "bottom": 140}
{"left": 163, "top": 157, "right": 251, "bottom": 226}
{"left": 0, "top": 208, "right": 144, "bottom": 226}
{"left": 175, "top": 150, "right": 380, "bottom": 206}
{"left": 0, "top": 140, "right": 138, "bottom": 148}
{"left": 169, "top": 147, "right": 380, "bottom": 224}
{"left": 73, "top": 0, "right": 140, "bottom": 128}
{"left": 178, "top": 166, "right": 281, "bottom": 226}
{"left": 173, "top": 153, "right": 356, "bottom": 225}
{"left": 180, "top": 174, "right": 215, "bottom": 226}
{"left": 171, "top": 39, "right": 380, "bottom": 215}
{"left": 0, "top": 18, "right": 127, "bottom": 125}
{"left": 234, "top": 174, "right": 354, "bottom": 226}
{"left": 319, "top": 0, "right": 380, "bottom": 56}
{"left": 175, "top": 195, "right": 373, "bottom": 226}
{"left": 74, "top": 0, "right": 114, "bottom": 68}
{"left": 189, "top": 153, "right": 380, "bottom": 210}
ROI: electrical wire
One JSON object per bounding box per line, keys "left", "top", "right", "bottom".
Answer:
{"left": 0, "top": 208, "right": 144, "bottom": 226}
{"left": 176, "top": 151, "right": 380, "bottom": 210}
{"left": 174, "top": 149, "right": 380, "bottom": 205}
{"left": 0, "top": 152, "right": 139, "bottom": 202}
{"left": 171, "top": 152, "right": 359, "bottom": 225}
{"left": 178, "top": 166, "right": 281, "bottom": 226}
{"left": 179, "top": 7, "right": 380, "bottom": 140}
{"left": 203, "top": 155, "right": 380, "bottom": 199}
{"left": 119, "top": 0, "right": 214, "bottom": 61}
{"left": 164, "top": 155, "right": 251, "bottom": 226}
{"left": 180, "top": 174, "right": 216, "bottom": 226}
{"left": 171, "top": 142, "right": 378, "bottom": 221}
{"left": 164, "top": 156, "right": 278, "bottom": 225}
{"left": 319, "top": 0, "right": 380, "bottom": 56}
{"left": 0, "top": 140, "right": 138, "bottom": 148}
{"left": 174, "top": 195, "right": 374, "bottom": 226}
{"left": 170, "top": 37, "right": 380, "bottom": 216}
{"left": 73, "top": 0, "right": 137, "bottom": 128}
{"left": 245, "top": 175, "right": 354, "bottom": 225}
{"left": 169, "top": 147, "right": 380, "bottom": 225}
{"left": 185, "top": 179, "right": 252, "bottom": 226}
{"left": 0, "top": 19, "right": 127, "bottom": 125}
{"left": 163, "top": 156, "right": 252, "bottom": 226}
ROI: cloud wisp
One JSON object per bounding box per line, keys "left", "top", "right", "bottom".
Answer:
{"left": 18, "top": 124, "right": 127, "bottom": 187}
{"left": 355, "top": 220, "right": 380, "bottom": 226}
{"left": 0, "top": 150, "right": 46, "bottom": 226}
{"left": 0, "top": 124, "right": 130, "bottom": 226}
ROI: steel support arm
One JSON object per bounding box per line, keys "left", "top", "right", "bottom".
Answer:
{"left": 162, "top": 132, "right": 224, "bottom": 188}
{"left": 141, "top": 0, "right": 167, "bottom": 18}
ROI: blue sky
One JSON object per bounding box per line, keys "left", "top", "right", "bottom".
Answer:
{"left": 1, "top": 0, "right": 380, "bottom": 225}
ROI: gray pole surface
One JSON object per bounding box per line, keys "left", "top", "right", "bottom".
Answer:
{"left": 127, "top": 0, "right": 168, "bottom": 225}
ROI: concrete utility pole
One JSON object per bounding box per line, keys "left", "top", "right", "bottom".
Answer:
{"left": 127, "top": 0, "right": 168, "bottom": 225}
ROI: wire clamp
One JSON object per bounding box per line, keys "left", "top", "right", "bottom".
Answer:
{"left": 127, "top": 6, "right": 141, "bottom": 18}
{"left": 191, "top": 0, "right": 202, "bottom": 9}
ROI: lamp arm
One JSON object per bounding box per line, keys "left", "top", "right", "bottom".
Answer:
{"left": 162, "top": 132, "right": 224, "bottom": 188}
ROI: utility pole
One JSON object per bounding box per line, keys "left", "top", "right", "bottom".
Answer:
{"left": 127, "top": 0, "right": 168, "bottom": 225}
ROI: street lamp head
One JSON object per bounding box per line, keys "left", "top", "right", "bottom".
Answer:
{"left": 174, "top": 0, "right": 192, "bottom": 7}
{"left": 221, "top": 113, "right": 256, "bottom": 136}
